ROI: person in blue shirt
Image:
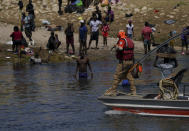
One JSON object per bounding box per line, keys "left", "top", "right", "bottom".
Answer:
{"left": 79, "top": 20, "right": 88, "bottom": 55}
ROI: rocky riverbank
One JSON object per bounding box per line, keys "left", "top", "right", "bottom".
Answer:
{"left": 0, "top": 20, "right": 185, "bottom": 65}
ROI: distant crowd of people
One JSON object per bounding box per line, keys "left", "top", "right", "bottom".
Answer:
{"left": 10, "top": 0, "right": 189, "bottom": 58}
{"left": 47, "top": 4, "right": 114, "bottom": 55}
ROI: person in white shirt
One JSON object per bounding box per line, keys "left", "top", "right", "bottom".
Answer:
{"left": 126, "top": 20, "right": 134, "bottom": 39}
{"left": 88, "top": 15, "right": 102, "bottom": 49}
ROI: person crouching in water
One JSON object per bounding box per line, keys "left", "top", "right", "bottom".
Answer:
{"left": 104, "top": 30, "right": 136, "bottom": 96}
{"left": 74, "top": 52, "right": 93, "bottom": 80}
{"left": 10, "top": 26, "right": 23, "bottom": 54}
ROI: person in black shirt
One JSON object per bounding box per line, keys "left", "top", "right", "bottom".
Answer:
{"left": 47, "top": 31, "right": 56, "bottom": 51}
{"left": 95, "top": 6, "right": 102, "bottom": 21}
{"left": 26, "top": 0, "right": 35, "bottom": 16}
{"left": 58, "top": 0, "right": 63, "bottom": 15}
{"left": 18, "top": 0, "right": 23, "bottom": 11}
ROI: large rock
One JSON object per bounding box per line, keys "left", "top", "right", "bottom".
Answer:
{"left": 154, "top": 16, "right": 160, "bottom": 19}
{"left": 11, "top": 0, "right": 17, "bottom": 4}
{"left": 148, "top": 8, "right": 153, "bottom": 11}
{"left": 52, "top": 5, "right": 58, "bottom": 12}
{"left": 130, "top": 4, "right": 136, "bottom": 8}
{"left": 182, "top": 15, "right": 188, "bottom": 18}
{"left": 167, "top": 15, "right": 174, "bottom": 18}
{"left": 42, "top": 0, "right": 48, "bottom": 8}
{"left": 134, "top": 8, "right": 140, "bottom": 13}
{"left": 170, "top": 12, "right": 176, "bottom": 15}
{"left": 141, "top": 6, "right": 147, "bottom": 11}
{"left": 160, "top": 13, "right": 165, "bottom": 16}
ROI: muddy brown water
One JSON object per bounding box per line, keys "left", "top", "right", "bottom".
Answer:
{"left": 0, "top": 53, "right": 188, "bottom": 131}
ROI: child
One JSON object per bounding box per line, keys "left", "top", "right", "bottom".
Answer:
{"left": 10, "top": 26, "right": 23, "bottom": 53}
{"left": 101, "top": 21, "right": 109, "bottom": 46}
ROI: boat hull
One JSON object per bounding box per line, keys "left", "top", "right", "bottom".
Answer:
{"left": 98, "top": 95, "right": 189, "bottom": 117}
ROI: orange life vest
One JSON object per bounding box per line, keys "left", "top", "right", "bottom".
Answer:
{"left": 116, "top": 38, "right": 134, "bottom": 61}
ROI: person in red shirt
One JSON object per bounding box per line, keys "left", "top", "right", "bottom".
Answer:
{"left": 101, "top": 21, "right": 109, "bottom": 46}
{"left": 10, "top": 26, "right": 23, "bottom": 53}
{"left": 141, "top": 22, "right": 153, "bottom": 54}
{"left": 104, "top": 30, "right": 136, "bottom": 96}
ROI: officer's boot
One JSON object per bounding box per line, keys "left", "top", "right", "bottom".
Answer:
{"left": 128, "top": 80, "right": 136, "bottom": 95}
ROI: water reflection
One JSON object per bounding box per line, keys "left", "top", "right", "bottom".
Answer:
{"left": 12, "top": 63, "right": 39, "bottom": 103}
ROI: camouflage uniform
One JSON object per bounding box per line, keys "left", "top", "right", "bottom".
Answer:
{"left": 104, "top": 32, "right": 136, "bottom": 96}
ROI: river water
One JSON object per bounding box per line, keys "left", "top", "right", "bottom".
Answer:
{"left": 0, "top": 53, "right": 188, "bottom": 131}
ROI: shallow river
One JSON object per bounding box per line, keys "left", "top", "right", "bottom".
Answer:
{"left": 0, "top": 53, "right": 188, "bottom": 131}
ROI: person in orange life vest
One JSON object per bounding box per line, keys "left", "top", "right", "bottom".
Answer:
{"left": 104, "top": 30, "right": 136, "bottom": 96}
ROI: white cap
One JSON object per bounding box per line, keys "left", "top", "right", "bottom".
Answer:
{"left": 80, "top": 20, "right": 84, "bottom": 23}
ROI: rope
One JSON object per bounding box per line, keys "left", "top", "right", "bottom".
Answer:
{"left": 159, "top": 78, "right": 179, "bottom": 100}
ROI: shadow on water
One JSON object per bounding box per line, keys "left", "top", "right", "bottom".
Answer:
{"left": 0, "top": 53, "right": 188, "bottom": 130}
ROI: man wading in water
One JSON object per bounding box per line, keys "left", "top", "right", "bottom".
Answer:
{"left": 74, "top": 53, "right": 93, "bottom": 80}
